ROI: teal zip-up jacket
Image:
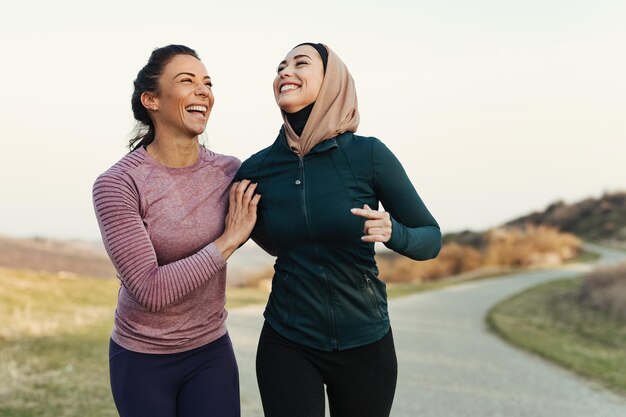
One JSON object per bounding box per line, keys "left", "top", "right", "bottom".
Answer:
{"left": 236, "top": 130, "right": 441, "bottom": 351}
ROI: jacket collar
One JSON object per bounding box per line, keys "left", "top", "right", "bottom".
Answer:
{"left": 276, "top": 128, "right": 352, "bottom": 158}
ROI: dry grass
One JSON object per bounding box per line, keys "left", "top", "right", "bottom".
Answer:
{"left": 0, "top": 236, "right": 116, "bottom": 278}
{"left": 0, "top": 268, "right": 119, "bottom": 340}
{"left": 0, "top": 268, "right": 119, "bottom": 417}
{"left": 0, "top": 267, "right": 269, "bottom": 417}
{"left": 580, "top": 262, "right": 626, "bottom": 319}
{"left": 377, "top": 243, "right": 482, "bottom": 283}
{"left": 483, "top": 225, "right": 580, "bottom": 267}
{"left": 238, "top": 226, "right": 582, "bottom": 285}
{"left": 379, "top": 225, "right": 581, "bottom": 283}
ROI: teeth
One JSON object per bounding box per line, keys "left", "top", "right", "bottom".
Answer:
{"left": 185, "top": 105, "right": 207, "bottom": 113}
{"left": 280, "top": 84, "right": 299, "bottom": 92}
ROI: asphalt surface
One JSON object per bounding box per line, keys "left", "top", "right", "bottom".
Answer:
{"left": 228, "top": 244, "right": 626, "bottom": 416}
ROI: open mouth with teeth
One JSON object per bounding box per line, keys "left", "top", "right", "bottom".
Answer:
{"left": 280, "top": 84, "right": 300, "bottom": 93}
{"left": 185, "top": 105, "right": 208, "bottom": 117}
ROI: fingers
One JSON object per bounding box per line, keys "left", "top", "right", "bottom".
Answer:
{"left": 362, "top": 221, "right": 392, "bottom": 243}
{"left": 223, "top": 180, "right": 261, "bottom": 247}
{"left": 243, "top": 182, "right": 257, "bottom": 206}
{"left": 250, "top": 193, "right": 261, "bottom": 208}
{"left": 235, "top": 179, "right": 251, "bottom": 205}
{"left": 365, "top": 227, "right": 388, "bottom": 235}
{"left": 229, "top": 181, "right": 238, "bottom": 208}
{"left": 361, "top": 234, "right": 388, "bottom": 243}
{"left": 231, "top": 180, "right": 260, "bottom": 208}
{"left": 351, "top": 204, "right": 392, "bottom": 243}
{"left": 350, "top": 204, "right": 385, "bottom": 220}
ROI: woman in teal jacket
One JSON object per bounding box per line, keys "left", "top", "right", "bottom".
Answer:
{"left": 237, "top": 43, "right": 441, "bottom": 417}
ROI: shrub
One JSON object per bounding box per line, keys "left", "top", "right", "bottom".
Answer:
{"left": 377, "top": 243, "right": 481, "bottom": 283}
{"left": 378, "top": 225, "right": 580, "bottom": 283}
{"left": 483, "top": 225, "right": 580, "bottom": 267}
{"left": 580, "top": 263, "right": 626, "bottom": 320}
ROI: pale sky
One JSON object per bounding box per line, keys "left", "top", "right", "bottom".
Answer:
{"left": 1, "top": 0, "right": 624, "bottom": 240}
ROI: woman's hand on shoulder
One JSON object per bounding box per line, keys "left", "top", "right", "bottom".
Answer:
{"left": 350, "top": 204, "right": 392, "bottom": 243}
{"left": 215, "top": 180, "right": 261, "bottom": 259}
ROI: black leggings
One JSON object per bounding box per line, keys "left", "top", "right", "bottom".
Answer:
{"left": 256, "top": 322, "right": 397, "bottom": 417}
{"left": 109, "top": 333, "right": 240, "bottom": 417}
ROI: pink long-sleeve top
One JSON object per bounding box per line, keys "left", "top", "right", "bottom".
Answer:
{"left": 93, "top": 146, "right": 240, "bottom": 354}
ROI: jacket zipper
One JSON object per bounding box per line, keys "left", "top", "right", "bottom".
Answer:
{"left": 296, "top": 158, "right": 309, "bottom": 227}
{"left": 363, "top": 273, "right": 382, "bottom": 319}
{"left": 297, "top": 156, "right": 338, "bottom": 349}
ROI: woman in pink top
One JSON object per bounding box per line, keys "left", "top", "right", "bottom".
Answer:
{"left": 93, "top": 45, "right": 257, "bottom": 417}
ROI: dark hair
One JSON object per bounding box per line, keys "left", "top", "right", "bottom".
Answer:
{"left": 295, "top": 42, "right": 328, "bottom": 73}
{"left": 128, "top": 45, "right": 200, "bottom": 151}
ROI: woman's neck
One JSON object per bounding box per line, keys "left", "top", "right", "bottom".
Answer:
{"left": 286, "top": 103, "right": 314, "bottom": 137}
{"left": 146, "top": 133, "right": 200, "bottom": 168}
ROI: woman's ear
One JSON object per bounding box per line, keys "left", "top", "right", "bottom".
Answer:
{"left": 140, "top": 91, "right": 158, "bottom": 111}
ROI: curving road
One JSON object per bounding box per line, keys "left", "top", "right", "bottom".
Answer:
{"left": 227, "top": 244, "right": 626, "bottom": 416}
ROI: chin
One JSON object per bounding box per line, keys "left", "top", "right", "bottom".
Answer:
{"left": 279, "top": 103, "right": 300, "bottom": 113}
{"left": 186, "top": 127, "right": 207, "bottom": 137}
{"left": 276, "top": 98, "right": 296, "bottom": 113}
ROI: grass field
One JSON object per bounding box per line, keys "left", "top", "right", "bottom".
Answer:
{"left": 0, "top": 251, "right": 604, "bottom": 416}
{"left": 0, "top": 268, "right": 119, "bottom": 417}
{"left": 488, "top": 277, "right": 626, "bottom": 394}
{"left": 0, "top": 268, "right": 274, "bottom": 417}
{"left": 0, "top": 264, "right": 465, "bottom": 416}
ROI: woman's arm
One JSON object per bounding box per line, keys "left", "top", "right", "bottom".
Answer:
{"left": 235, "top": 159, "right": 277, "bottom": 257}
{"left": 370, "top": 138, "right": 442, "bottom": 260}
{"left": 250, "top": 222, "right": 278, "bottom": 257}
{"left": 93, "top": 174, "right": 259, "bottom": 312}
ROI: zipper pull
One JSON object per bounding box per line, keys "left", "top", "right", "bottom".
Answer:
{"left": 295, "top": 158, "right": 303, "bottom": 185}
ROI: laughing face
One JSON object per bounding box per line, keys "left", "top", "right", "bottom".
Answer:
{"left": 273, "top": 45, "right": 324, "bottom": 113}
{"left": 143, "top": 54, "right": 214, "bottom": 139}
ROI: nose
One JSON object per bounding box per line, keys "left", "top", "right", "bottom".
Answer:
{"left": 195, "top": 82, "right": 211, "bottom": 97}
{"left": 279, "top": 65, "right": 293, "bottom": 78}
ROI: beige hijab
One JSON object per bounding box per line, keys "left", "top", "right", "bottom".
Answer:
{"left": 282, "top": 45, "right": 360, "bottom": 156}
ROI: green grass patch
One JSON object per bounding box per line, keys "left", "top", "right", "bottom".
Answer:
{"left": 0, "top": 268, "right": 119, "bottom": 417}
{"left": 568, "top": 248, "right": 601, "bottom": 263}
{"left": 487, "top": 278, "right": 626, "bottom": 394}
{"left": 0, "top": 268, "right": 270, "bottom": 416}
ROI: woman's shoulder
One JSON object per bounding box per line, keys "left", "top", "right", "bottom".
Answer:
{"left": 349, "top": 133, "right": 385, "bottom": 146}
{"left": 94, "top": 149, "right": 147, "bottom": 188}
{"left": 201, "top": 147, "right": 242, "bottom": 178}
{"left": 92, "top": 150, "right": 151, "bottom": 205}
{"left": 339, "top": 133, "right": 389, "bottom": 156}
{"left": 237, "top": 142, "right": 276, "bottom": 175}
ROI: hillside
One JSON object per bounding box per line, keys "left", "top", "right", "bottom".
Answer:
{"left": 0, "top": 236, "right": 116, "bottom": 278}
{"left": 0, "top": 235, "right": 273, "bottom": 285}
{"left": 1, "top": 191, "right": 623, "bottom": 282}
{"left": 505, "top": 192, "right": 626, "bottom": 243}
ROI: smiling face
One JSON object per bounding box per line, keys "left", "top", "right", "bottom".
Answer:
{"left": 143, "top": 54, "right": 214, "bottom": 139}
{"left": 273, "top": 45, "right": 325, "bottom": 113}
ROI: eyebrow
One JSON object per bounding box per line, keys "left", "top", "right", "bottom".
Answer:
{"left": 278, "top": 54, "right": 312, "bottom": 67}
{"left": 172, "top": 72, "right": 211, "bottom": 80}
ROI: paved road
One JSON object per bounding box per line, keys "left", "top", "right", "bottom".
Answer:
{"left": 228, "top": 244, "right": 626, "bottom": 416}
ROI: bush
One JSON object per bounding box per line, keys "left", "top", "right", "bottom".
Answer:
{"left": 377, "top": 243, "right": 482, "bottom": 283}
{"left": 580, "top": 263, "right": 626, "bottom": 320}
{"left": 483, "top": 225, "right": 580, "bottom": 267}
{"left": 237, "top": 225, "right": 582, "bottom": 286}
{"left": 378, "top": 225, "right": 581, "bottom": 283}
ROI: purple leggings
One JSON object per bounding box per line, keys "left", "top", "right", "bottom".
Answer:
{"left": 109, "top": 333, "right": 240, "bottom": 417}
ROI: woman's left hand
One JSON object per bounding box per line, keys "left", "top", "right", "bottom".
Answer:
{"left": 350, "top": 204, "right": 392, "bottom": 243}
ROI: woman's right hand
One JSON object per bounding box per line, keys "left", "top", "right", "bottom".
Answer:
{"left": 215, "top": 180, "right": 261, "bottom": 260}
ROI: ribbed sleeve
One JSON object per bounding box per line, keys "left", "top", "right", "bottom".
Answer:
{"left": 92, "top": 162, "right": 226, "bottom": 313}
